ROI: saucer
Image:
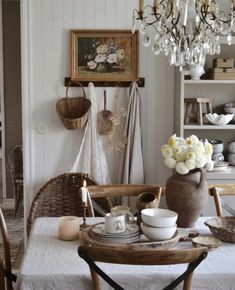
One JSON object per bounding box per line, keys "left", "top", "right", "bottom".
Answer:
{"left": 91, "top": 222, "right": 140, "bottom": 238}
{"left": 212, "top": 162, "right": 230, "bottom": 171}
{"left": 192, "top": 236, "right": 221, "bottom": 250}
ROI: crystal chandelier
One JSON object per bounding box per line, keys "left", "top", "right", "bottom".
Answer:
{"left": 132, "top": 0, "right": 235, "bottom": 68}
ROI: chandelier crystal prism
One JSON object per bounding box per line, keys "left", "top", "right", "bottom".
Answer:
{"left": 132, "top": 0, "right": 235, "bottom": 68}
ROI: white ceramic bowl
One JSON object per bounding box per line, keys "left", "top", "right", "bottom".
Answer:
{"left": 205, "top": 113, "right": 234, "bottom": 126}
{"left": 141, "top": 208, "right": 178, "bottom": 228}
{"left": 141, "top": 222, "right": 177, "bottom": 241}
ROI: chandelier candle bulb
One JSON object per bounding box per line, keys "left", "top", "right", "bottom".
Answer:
{"left": 133, "top": 0, "right": 235, "bottom": 67}
{"left": 139, "top": 0, "right": 144, "bottom": 13}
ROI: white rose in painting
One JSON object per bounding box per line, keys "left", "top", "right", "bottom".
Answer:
{"left": 107, "top": 53, "right": 118, "bottom": 64}
{"left": 87, "top": 61, "right": 97, "bottom": 70}
{"left": 95, "top": 54, "right": 106, "bottom": 63}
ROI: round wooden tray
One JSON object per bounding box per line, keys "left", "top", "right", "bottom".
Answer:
{"left": 80, "top": 224, "right": 184, "bottom": 250}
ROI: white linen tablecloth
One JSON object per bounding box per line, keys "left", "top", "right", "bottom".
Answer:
{"left": 15, "top": 217, "right": 235, "bottom": 290}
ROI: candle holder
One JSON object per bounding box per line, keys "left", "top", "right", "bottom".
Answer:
{"left": 80, "top": 201, "right": 89, "bottom": 230}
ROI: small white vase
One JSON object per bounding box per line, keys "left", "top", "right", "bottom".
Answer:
{"left": 189, "top": 65, "right": 205, "bottom": 80}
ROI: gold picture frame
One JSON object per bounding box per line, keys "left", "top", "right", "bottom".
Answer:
{"left": 71, "top": 30, "right": 139, "bottom": 82}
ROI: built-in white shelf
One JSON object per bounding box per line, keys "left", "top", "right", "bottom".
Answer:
{"left": 184, "top": 124, "right": 235, "bottom": 130}
{"left": 207, "top": 166, "right": 235, "bottom": 180}
{"left": 184, "top": 80, "right": 235, "bottom": 84}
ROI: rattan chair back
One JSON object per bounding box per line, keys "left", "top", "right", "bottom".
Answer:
{"left": 0, "top": 208, "right": 17, "bottom": 290}
{"left": 27, "top": 173, "right": 98, "bottom": 236}
{"left": 209, "top": 184, "right": 235, "bottom": 216}
{"left": 78, "top": 244, "right": 208, "bottom": 290}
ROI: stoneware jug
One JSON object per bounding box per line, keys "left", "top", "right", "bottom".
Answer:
{"left": 165, "top": 168, "right": 208, "bottom": 228}
{"left": 136, "top": 192, "right": 159, "bottom": 213}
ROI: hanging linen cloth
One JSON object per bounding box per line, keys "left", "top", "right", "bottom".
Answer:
{"left": 119, "top": 81, "right": 144, "bottom": 184}
{"left": 70, "top": 82, "right": 111, "bottom": 185}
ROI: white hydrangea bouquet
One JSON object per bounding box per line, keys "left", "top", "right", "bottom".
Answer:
{"left": 161, "top": 134, "right": 214, "bottom": 175}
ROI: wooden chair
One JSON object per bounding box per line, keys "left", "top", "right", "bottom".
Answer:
{"left": 78, "top": 244, "right": 208, "bottom": 290}
{"left": 0, "top": 208, "right": 17, "bottom": 290}
{"left": 0, "top": 254, "right": 5, "bottom": 290}
{"left": 7, "top": 145, "right": 24, "bottom": 215}
{"left": 87, "top": 184, "right": 163, "bottom": 215}
{"left": 27, "top": 172, "right": 100, "bottom": 236}
{"left": 209, "top": 184, "right": 235, "bottom": 216}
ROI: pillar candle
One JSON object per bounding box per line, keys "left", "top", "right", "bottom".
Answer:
{"left": 58, "top": 216, "right": 79, "bottom": 241}
{"left": 81, "top": 180, "right": 87, "bottom": 203}
{"left": 139, "top": 0, "right": 144, "bottom": 12}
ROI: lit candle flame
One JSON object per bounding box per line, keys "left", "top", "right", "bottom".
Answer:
{"left": 83, "top": 180, "right": 87, "bottom": 188}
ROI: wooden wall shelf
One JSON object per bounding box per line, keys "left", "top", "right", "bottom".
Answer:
{"left": 64, "top": 77, "right": 145, "bottom": 87}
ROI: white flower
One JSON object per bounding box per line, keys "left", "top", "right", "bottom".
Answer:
{"left": 205, "top": 160, "right": 214, "bottom": 171}
{"left": 96, "top": 44, "right": 108, "bottom": 54}
{"left": 164, "top": 158, "right": 176, "bottom": 169}
{"left": 195, "top": 156, "right": 206, "bottom": 168}
{"left": 185, "top": 158, "right": 196, "bottom": 170}
{"left": 95, "top": 54, "right": 106, "bottom": 63}
{"left": 161, "top": 134, "right": 214, "bottom": 174}
{"left": 175, "top": 162, "right": 189, "bottom": 175}
{"left": 107, "top": 53, "right": 118, "bottom": 63}
{"left": 161, "top": 146, "right": 173, "bottom": 159}
{"left": 117, "top": 49, "right": 125, "bottom": 60}
{"left": 87, "top": 60, "right": 97, "bottom": 70}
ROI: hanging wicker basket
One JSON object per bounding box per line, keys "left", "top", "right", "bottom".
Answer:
{"left": 56, "top": 81, "right": 91, "bottom": 130}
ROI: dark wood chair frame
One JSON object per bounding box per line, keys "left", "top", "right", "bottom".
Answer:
{"left": 78, "top": 245, "right": 208, "bottom": 290}
{"left": 0, "top": 209, "right": 17, "bottom": 290}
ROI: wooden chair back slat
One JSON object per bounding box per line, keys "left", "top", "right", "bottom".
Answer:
{"left": 209, "top": 184, "right": 235, "bottom": 216}
{"left": 78, "top": 245, "right": 208, "bottom": 290}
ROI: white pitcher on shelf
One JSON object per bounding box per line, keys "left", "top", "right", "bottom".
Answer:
{"left": 189, "top": 64, "right": 205, "bottom": 80}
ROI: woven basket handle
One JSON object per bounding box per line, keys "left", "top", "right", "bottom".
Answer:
{"left": 66, "top": 81, "right": 86, "bottom": 99}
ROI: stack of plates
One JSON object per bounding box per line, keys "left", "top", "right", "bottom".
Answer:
{"left": 89, "top": 223, "right": 141, "bottom": 244}
{"left": 213, "top": 161, "right": 230, "bottom": 171}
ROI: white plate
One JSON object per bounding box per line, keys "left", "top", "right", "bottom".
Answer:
{"left": 90, "top": 233, "right": 141, "bottom": 244}
{"left": 91, "top": 223, "right": 140, "bottom": 238}
{"left": 212, "top": 161, "right": 230, "bottom": 171}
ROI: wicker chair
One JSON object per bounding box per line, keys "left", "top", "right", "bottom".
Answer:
{"left": 26, "top": 172, "right": 111, "bottom": 236}
{"left": 0, "top": 208, "right": 17, "bottom": 290}
{"left": 7, "top": 145, "right": 23, "bottom": 215}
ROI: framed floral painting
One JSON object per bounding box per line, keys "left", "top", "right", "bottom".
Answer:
{"left": 70, "top": 30, "right": 139, "bottom": 82}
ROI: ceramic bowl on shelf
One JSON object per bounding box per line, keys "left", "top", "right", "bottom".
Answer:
{"left": 224, "top": 102, "right": 235, "bottom": 123}
{"left": 227, "top": 140, "right": 235, "bottom": 153}
{"left": 141, "top": 208, "right": 178, "bottom": 228}
{"left": 205, "top": 113, "right": 234, "bottom": 125}
{"left": 141, "top": 222, "right": 177, "bottom": 241}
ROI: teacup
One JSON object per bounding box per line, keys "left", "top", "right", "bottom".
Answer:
{"left": 212, "top": 153, "right": 224, "bottom": 162}
{"left": 111, "top": 206, "right": 134, "bottom": 223}
{"left": 105, "top": 213, "right": 126, "bottom": 234}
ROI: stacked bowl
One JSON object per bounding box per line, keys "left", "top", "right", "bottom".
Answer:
{"left": 141, "top": 208, "right": 178, "bottom": 241}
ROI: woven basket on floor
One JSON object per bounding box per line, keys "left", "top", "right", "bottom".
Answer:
{"left": 56, "top": 81, "right": 91, "bottom": 129}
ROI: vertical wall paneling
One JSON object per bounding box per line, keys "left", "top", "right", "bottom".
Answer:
{"left": 21, "top": 0, "right": 175, "bottom": 217}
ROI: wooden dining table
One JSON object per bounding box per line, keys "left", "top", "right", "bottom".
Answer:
{"left": 15, "top": 217, "right": 235, "bottom": 290}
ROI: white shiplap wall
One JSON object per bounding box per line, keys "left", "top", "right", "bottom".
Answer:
{"left": 21, "top": 0, "right": 174, "bottom": 216}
